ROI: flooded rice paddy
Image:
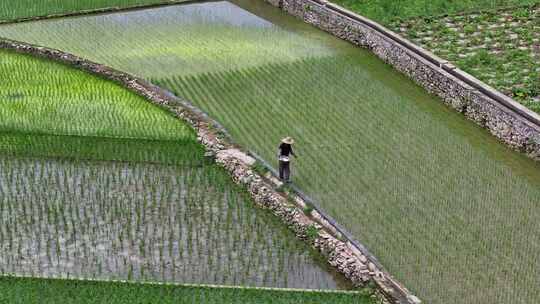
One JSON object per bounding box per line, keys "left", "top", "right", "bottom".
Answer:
{"left": 0, "top": 153, "right": 351, "bottom": 289}
{"left": 1, "top": 1, "right": 540, "bottom": 303}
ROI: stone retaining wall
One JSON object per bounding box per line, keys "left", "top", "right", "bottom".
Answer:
{"left": 264, "top": 0, "right": 540, "bottom": 161}
{"left": 0, "top": 40, "right": 417, "bottom": 303}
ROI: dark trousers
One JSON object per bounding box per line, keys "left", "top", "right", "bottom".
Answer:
{"left": 279, "top": 161, "right": 291, "bottom": 182}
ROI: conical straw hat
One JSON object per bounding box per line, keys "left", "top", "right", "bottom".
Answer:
{"left": 282, "top": 137, "right": 294, "bottom": 144}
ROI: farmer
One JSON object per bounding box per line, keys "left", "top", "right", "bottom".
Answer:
{"left": 278, "top": 136, "right": 297, "bottom": 182}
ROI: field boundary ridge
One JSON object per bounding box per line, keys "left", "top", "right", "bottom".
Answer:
{"left": 263, "top": 0, "right": 540, "bottom": 161}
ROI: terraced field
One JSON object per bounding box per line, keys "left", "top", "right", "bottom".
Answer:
{"left": 1, "top": 1, "right": 540, "bottom": 303}
{"left": 0, "top": 133, "right": 204, "bottom": 166}
{"left": 329, "top": 0, "right": 540, "bottom": 113}
{"left": 0, "top": 50, "right": 192, "bottom": 141}
{"left": 0, "top": 49, "right": 351, "bottom": 290}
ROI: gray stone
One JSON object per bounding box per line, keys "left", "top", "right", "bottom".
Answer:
{"left": 408, "top": 295, "right": 422, "bottom": 304}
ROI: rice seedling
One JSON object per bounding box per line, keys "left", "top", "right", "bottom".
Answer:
{"left": 160, "top": 54, "right": 540, "bottom": 304}
{"left": 0, "top": 50, "right": 194, "bottom": 141}
{"left": 0, "top": 132, "right": 205, "bottom": 166}
{"left": 0, "top": 153, "right": 352, "bottom": 290}
{"left": 161, "top": 53, "right": 540, "bottom": 304}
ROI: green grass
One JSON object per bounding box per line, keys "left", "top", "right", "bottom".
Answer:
{"left": 0, "top": 276, "right": 374, "bottom": 304}
{"left": 0, "top": 0, "right": 182, "bottom": 22}
{"left": 390, "top": 5, "right": 540, "bottom": 112}
{"left": 0, "top": 50, "right": 194, "bottom": 141}
{"left": 332, "top": 0, "right": 540, "bottom": 24}
{"left": 323, "top": 0, "right": 540, "bottom": 112}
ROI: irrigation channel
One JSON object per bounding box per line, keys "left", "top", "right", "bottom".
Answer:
{"left": 1, "top": 1, "right": 540, "bottom": 303}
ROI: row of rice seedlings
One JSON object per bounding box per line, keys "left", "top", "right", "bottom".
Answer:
{"left": 0, "top": 1, "right": 341, "bottom": 79}
{"left": 156, "top": 56, "right": 540, "bottom": 304}
{"left": 0, "top": 0, "right": 177, "bottom": 22}
{"left": 0, "top": 50, "right": 194, "bottom": 141}
{"left": 0, "top": 155, "right": 350, "bottom": 290}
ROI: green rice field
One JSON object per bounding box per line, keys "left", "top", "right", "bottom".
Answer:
{"left": 0, "top": 132, "right": 205, "bottom": 166}
{"left": 0, "top": 276, "right": 374, "bottom": 304}
{"left": 0, "top": 40, "right": 352, "bottom": 290}
{"left": 0, "top": 50, "right": 193, "bottom": 141}
{"left": 0, "top": 154, "right": 350, "bottom": 289}
{"left": 0, "top": 0, "right": 180, "bottom": 22}
{"left": 2, "top": 1, "right": 538, "bottom": 303}
{"left": 0, "top": 1, "right": 340, "bottom": 78}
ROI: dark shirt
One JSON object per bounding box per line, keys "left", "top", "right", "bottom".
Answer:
{"left": 279, "top": 143, "right": 295, "bottom": 157}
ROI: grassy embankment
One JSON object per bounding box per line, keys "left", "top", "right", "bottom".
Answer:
{"left": 0, "top": 276, "right": 374, "bottom": 304}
